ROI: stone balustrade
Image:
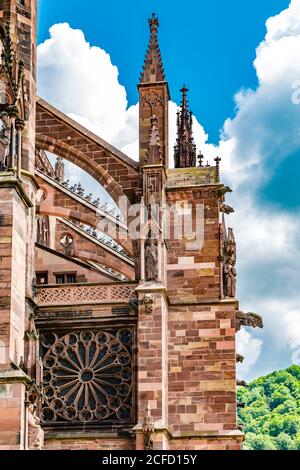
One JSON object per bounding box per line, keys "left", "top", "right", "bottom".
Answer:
{"left": 35, "top": 282, "right": 138, "bottom": 307}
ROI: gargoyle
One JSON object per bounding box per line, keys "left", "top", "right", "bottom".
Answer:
{"left": 236, "top": 354, "right": 245, "bottom": 364}
{"left": 218, "top": 186, "right": 233, "bottom": 197}
{"left": 237, "top": 380, "right": 247, "bottom": 387}
{"left": 220, "top": 203, "right": 235, "bottom": 214}
{"left": 236, "top": 311, "right": 264, "bottom": 331}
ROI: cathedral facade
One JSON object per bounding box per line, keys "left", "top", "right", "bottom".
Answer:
{"left": 0, "top": 0, "right": 258, "bottom": 451}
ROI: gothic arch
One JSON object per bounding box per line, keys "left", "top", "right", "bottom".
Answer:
{"left": 35, "top": 134, "right": 125, "bottom": 206}
{"left": 35, "top": 97, "right": 140, "bottom": 209}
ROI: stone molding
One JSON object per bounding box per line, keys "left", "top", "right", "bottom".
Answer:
{"left": 0, "top": 173, "right": 33, "bottom": 208}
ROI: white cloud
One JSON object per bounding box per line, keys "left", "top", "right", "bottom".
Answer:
{"left": 237, "top": 329, "right": 263, "bottom": 377}
{"left": 38, "top": 23, "right": 128, "bottom": 145}
{"left": 221, "top": 0, "right": 300, "bottom": 190}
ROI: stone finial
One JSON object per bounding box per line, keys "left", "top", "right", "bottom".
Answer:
{"left": 149, "top": 13, "right": 159, "bottom": 34}
{"left": 214, "top": 156, "right": 221, "bottom": 183}
{"left": 198, "top": 151, "right": 204, "bottom": 167}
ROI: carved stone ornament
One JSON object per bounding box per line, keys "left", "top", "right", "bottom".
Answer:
{"left": 143, "top": 407, "right": 155, "bottom": 451}
{"left": 0, "top": 111, "right": 10, "bottom": 169}
{"left": 236, "top": 354, "right": 245, "bottom": 364}
{"left": 235, "top": 311, "right": 264, "bottom": 332}
{"left": 223, "top": 257, "right": 237, "bottom": 298}
{"left": 145, "top": 238, "right": 158, "bottom": 282}
{"left": 54, "top": 156, "right": 65, "bottom": 183}
{"left": 36, "top": 215, "right": 49, "bottom": 247}
{"left": 143, "top": 294, "right": 154, "bottom": 314}
{"left": 27, "top": 404, "right": 44, "bottom": 450}
{"left": 237, "top": 380, "right": 247, "bottom": 388}
{"left": 60, "top": 233, "right": 73, "bottom": 256}
{"left": 222, "top": 227, "right": 237, "bottom": 298}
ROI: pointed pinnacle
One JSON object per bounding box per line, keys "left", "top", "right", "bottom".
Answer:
{"left": 149, "top": 13, "right": 159, "bottom": 34}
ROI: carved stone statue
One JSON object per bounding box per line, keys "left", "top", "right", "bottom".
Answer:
{"left": 36, "top": 215, "right": 48, "bottom": 246}
{"left": 143, "top": 407, "right": 155, "bottom": 451}
{"left": 0, "top": 111, "right": 10, "bottom": 170}
{"left": 145, "top": 238, "right": 158, "bottom": 282}
{"left": 54, "top": 157, "right": 65, "bottom": 183}
{"left": 223, "top": 257, "right": 237, "bottom": 298}
{"left": 60, "top": 234, "right": 73, "bottom": 256}
{"left": 236, "top": 311, "right": 263, "bottom": 331}
{"left": 27, "top": 404, "right": 44, "bottom": 450}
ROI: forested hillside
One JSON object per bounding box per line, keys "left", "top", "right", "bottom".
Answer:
{"left": 238, "top": 366, "right": 300, "bottom": 450}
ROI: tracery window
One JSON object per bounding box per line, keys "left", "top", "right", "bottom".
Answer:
{"left": 40, "top": 327, "right": 135, "bottom": 428}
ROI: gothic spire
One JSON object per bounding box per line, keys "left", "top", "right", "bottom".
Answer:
{"left": 140, "top": 13, "right": 166, "bottom": 84}
{"left": 174, "top": 86, "right": 197, "bottom": 168}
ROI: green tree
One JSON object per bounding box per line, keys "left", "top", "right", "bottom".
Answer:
{"left": 238, "top": 366, "right": 300, "bottom": 450}
{"left": 269, "top": 386, "right": 291, "bottom": 410}
{"left": 274, "top": 433, "right": 295, "bottom": 450}
{"left": 244, "top": 433, "right": 276, "bottom": 451}
{"left": 265, "top": 415, "right": 285, "bottom": 437}
{"left": 273, "top": 399, "right": 297, "bottom": 415}
{"left": 282, "top": 415, "right": 300, "bottom": 437}
{"left": 293, "top": 434, "right": 300, "bottom": 450}
{"left": 287, "top": 366, "right": 300, "bottom": 381}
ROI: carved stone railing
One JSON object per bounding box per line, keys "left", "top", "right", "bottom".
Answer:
{"left": 35, "top": 282, "right": 138, "bottom": 307}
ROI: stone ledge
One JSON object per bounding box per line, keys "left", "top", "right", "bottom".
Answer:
{"left": 0, "top": 367, "right": 32, "bottom": 385}
{"left": 136, "top": 281, "right": 167, "bottom": 294}
{"left": 45, "top": 431, "right": 133, "bottom": 441}
{"left": 171, "top": 430, "right": 244, "bottom": 439}
{"left": 0, "top": 173, "right": 33, "bottom": 208}
{"left": 169, "top": 298, "right": 239, "bottom": 307}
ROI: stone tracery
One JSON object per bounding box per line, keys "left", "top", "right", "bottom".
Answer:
{"left": 40, "top": 328, "right": 135, "bottom": 426}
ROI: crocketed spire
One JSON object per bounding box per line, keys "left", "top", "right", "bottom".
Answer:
{"left": 140, "top": 13, "right": 166, "bottom": 84}
{"left": 174, "top": 85, "right": 197, "bottom": 168}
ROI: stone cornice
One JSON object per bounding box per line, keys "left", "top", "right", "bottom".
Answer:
{"left": 169, "top": 298, "right": 239, "bottom": 308}
{"left": 171, "top": 429, "right": 244, "bottom": 440}
{"left": 0, "top": 367, "right": 32, "bottom": 385}
{"left": 136, "top": 282, "right": 169, "bottom": 302}
{"left": 0, "top": 173, "right": 33, "bottom": 208}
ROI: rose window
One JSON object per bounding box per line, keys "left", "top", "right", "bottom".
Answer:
{"left": 40, "top": 328, "right": 135, "bottom": 426}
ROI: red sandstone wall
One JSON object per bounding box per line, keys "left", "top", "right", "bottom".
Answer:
{"left": 168, "top": 303, "right": 238, "bottom": 434}
{"left": 166, "top": 186, "right": 221, "bottom": 304}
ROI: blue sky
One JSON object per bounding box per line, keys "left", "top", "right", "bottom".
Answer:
{"left": 38, "top": 0, "right": 290, "bottom": 142}
{"left": 37, "top": 0, "right": 300, "bottom": 381}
